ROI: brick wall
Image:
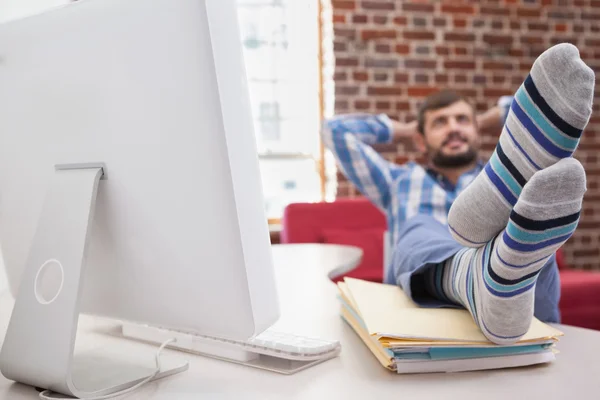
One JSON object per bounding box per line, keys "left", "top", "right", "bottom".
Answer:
{"left": 329, "top": 0, "right": 600, "bottom": 270}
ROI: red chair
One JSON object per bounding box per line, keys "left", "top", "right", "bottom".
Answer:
{"left": 281, "top": 199, "right": 600, "bottom": 330}
{"left": 281, "top": 198, "right": 386, "bottom": 282}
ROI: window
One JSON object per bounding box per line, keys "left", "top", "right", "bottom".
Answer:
{"left": 236, "top": 0, "right": 330, "bottom": 222}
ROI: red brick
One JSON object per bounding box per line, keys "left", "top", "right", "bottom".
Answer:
{"left": 592, "top": 0, "right": 600, "bottom": 6}
{"left": 336, "top": 85, "right": 360, "bottom": 95}
{"left": 433, "top": 18, "right": 447, "bottom": 27}
{"left": 436, "top": 74, "right": 449, "bottom": 84}
{"left": 454, "top": 18, "right": 467, "bottom": 28}
{"left": 444, "top": 32, "right": 475, "bottom": 42}
{"left": 547, "top": 10, "right": 576, "bottom": 19}
{"left": 473, "top": 75, "right": 487, "bottom": 84}
{"left": 586, "top": 39, "right": 600, "bottom": 47}
{"left": 354, "top": 100, "right": 371, "bottom": 110}
{"left": 365, "top": 58, "right": 398, "bottom": 68}
{"left": 374, "top": 72, "right": 389, "bottom": 82}
{"left": 444, "top": 60, "right": 476, "bottom": 69}
{"left": 436, "top": 46, "right": 450, "bottom": 56}
{"left": 395, "top": 101, "right": 410, "bottom": 111}
{"left": 583, "top": 207, "right": 596, "bottom": 217}
{"left": 352, "top": 14, "right": 368, "bottom": 24}
{"left": 573, "top": 249, "right": 600, "bottom": 258}
{"left": 457, "top": 88, "right": 477, "bottom": 98}
{"left": 483, "top": 61, "right": 513, "bottom": 71}
{"left": 336, "top": 57, "right": 359, "bottom": 67}
{"left": 353, "top": 71, "right": 368, "bottom": 81}
{"left": 516, "top": 7, "right": 541, "bottom": 18}
{"left": 373, "top": 15, "right": 388, "bottom": 24}
{"left": 480, "top": 7, "right": 510, "bottom": 16}
{"left": 402, "top": 3, "right": 435, "bottom": 13}
{"left": 361, "top": 1, "right": 395, "bottom": 11}
{"left": 408, "top": 86, "right": 439, "bottom": 97}
{"left": 529, "top": 22, "right": 549, "bottom": 31}
{"left": 335, "top": 100, "right": 349, "bottom": 111}
{"left": 333, "top": 14, "right": 346, "bottom": 24}
{"left": 375, "top": 43, "right": 391, "bottom": 53}
{"left": 555, "top": 23, "right": 568, "bottom": 32}
{"left": 550, "top": 37, "right": 578, "bottom": 46}
{"left": 509, "top": 48, "right": 524, "bottom": 57}
{"left": 404, "top": 30, "right": 435, "bottom": 40}
{"left": 521, "top": 36, "right": 545, "bottom": 45}
{"left": 441, "top": 4, "right": 475, "bottom": 14}
{"left": 335, "top": 28, "right": 357, "bottom": 39}
{"left": 333, "top": 41, "right": 347, "bottom": 52}
{"left": 415, "top": 74, "right": 430, "bottom": 84}
{"left": 367, "top": 86, "right": 404, "bottom": 96}
{"left": 334, "top": 71, "right": 348, "bottom": 81}
{"left": 361, "top": 29, "right": 397, "bottom": 40}
{"left": 455, "top": 47, "right": 468, "bottom": 56}
{"left": 493, "top": 75, "right": 505, "bottom": 84}
{"left": 335, "top": 184, "right": 352, "bottom": 197}
{"left": 520, "top": 62, "right": 533, "bottom": 72}
{"left": 376, "top": 101, "right": 392, "bottom": 111}
{"left": 405, "top": 59, "right": 437, "bottom": 69}
{"left": 395, "top": 44, "right": 410, "bottom": 54}
{"left": 582, "top": 12, "right": 600, "bottom": 20}
{"left": 394, "top": 16, "right": 407, "bottom": 25}
{"left": 332, "top": 0, "right": 356, "bottom": 10}
{"left": 455, "top": 74, "right": 467, "bottom": 84}
{"left": 394, "top": 73, "right": 409, "bottom": 83}
{"left": 483, "top": 34, "right": 514, "bottom": 45}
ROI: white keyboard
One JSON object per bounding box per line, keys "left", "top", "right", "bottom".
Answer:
{"left": 121, "top": 322, "right": 341, "bottom": 374}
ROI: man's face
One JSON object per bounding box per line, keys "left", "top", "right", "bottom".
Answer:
{"left": 421, "top": 100, "right": 480, "bottom": 168}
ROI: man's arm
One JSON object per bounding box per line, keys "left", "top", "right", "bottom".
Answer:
{"left": 322, "top": 114, "right": 413, "bottom": 211}
{"left": 476, "top": 96, "right": 514, "bottom": 130}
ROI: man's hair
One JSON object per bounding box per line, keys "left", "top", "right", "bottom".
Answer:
{"left": 417, "top": 90, "right": 474, "bottom": 135}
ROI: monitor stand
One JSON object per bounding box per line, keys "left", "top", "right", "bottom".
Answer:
{"left": 0, "top": 164, "right": 188, "bottom": 399}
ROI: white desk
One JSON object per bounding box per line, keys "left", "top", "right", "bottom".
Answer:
{"left": 2, "top": 243, "right": 600, "bottom": 399}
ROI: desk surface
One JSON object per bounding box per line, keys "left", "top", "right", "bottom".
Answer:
{"left": 2, "top": 243, "right": 600, "bottom": 399}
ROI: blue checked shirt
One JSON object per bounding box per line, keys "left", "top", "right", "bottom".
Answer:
{"left": 322, "top": 98, "right": 512, "bottom": 247}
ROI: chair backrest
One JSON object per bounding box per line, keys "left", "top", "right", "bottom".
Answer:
{"left": 282, "top": 199, "right": 387, "bottom": 282}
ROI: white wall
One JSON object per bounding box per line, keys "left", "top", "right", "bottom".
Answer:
{"left": 0, "top": 0, "right": 69, "bottom": 23}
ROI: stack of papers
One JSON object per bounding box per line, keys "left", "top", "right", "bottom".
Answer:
{"left": 338, "top": 278, "right": 563, "bottom": 374}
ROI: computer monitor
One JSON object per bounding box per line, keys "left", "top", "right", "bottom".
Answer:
{"left": 0, "top": 0, "right": 279, "bottom": 396}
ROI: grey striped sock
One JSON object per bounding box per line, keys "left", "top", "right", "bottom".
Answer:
{"left": 442, "top": 159, "right": 585, "bottom": 344}
{"left": 448, "top": 43, "right": 594, "bottom": 247}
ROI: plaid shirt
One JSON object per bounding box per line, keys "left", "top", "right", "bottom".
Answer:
{"left": 322, "top": 105, "right": 510, "bottom": 245}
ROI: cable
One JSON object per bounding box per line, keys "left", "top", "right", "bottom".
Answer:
{"left": 39, "top": 338, "right": 186, "bottom": 400}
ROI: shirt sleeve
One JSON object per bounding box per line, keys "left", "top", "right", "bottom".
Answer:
{"left": 321, "top": 114, "right": 404, "bottom": 211}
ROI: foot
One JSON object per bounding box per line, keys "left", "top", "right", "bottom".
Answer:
{"left": 448, "top": 43, "right": 594, "bottom": 247}
{"left": 430, "top": 158, "right": 586, "bottom": 344}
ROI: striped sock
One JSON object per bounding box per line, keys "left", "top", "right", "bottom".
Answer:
{"left": 427, "top": 158, "right": 585, "bottom": 345}
{"left": 448, "top": 43, "right": 594, "bottom": 247}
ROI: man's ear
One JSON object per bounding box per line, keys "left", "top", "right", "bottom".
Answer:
{"left": 413, "top": 132, "right": 426, "bottom": 154}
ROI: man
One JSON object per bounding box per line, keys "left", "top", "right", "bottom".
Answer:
{"left": 323, "top": 43, "right": 593, "bottom": 345}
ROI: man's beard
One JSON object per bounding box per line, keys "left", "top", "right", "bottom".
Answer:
{"left": 430, "top": 146, "right": 478, "bottom": 168}
{"left": 428, "top": 131, "right": 479, "bottom": 168}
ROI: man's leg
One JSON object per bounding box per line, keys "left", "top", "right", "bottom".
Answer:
{"left": 427, "top": 158, "right": 585, "bottom": 344}
{"left": 448, "top": 43, "right": 594, "bottom": 246}
{"left": 386, "top": 215, "right": 561, "bottom": 324}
